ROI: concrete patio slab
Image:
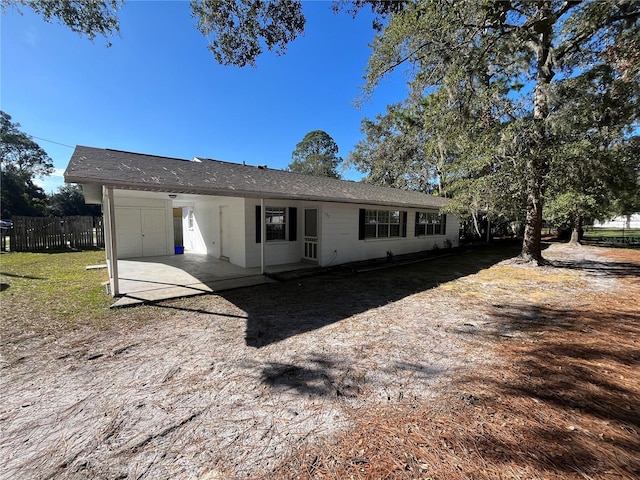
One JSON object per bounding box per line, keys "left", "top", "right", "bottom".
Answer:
{"left": 110, "top": 253, "right": 317, "bottom": 307}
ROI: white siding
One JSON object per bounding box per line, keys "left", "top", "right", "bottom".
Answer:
{"left": 217, "top": 199, "right": 247, "bottom": 267}
{"left": 318, "top": 202, "right": 460, "bottom": 267}
{"left": 105, "top": 189, "right": 461, "bottom": 269}
{"left": 112, "top": 193, "right": 174, "bottom": 258}
{"left": 244, "top": 200, "right": 302, "bottom": 268}
{"left": 180, "top": 196, "right": 246, "bottom": 264}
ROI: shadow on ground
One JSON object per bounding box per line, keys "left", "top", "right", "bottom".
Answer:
{"left": 449, "top": 250, "right": 640, "bottom": 477}
{"left": 148, "top": 241, "right": 521, "bottom": 349}
{"left": 226, "top": 241, "right": 522, "bottom": 348}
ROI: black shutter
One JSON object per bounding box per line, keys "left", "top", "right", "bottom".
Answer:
{"left": 289, "top": 207, "right": 297, "bottom": 241}
{"left": 441, "top": 214, "right": 447, "bottom": 235}
{"left": 255, "top": 205, "right": 261, "bottom": 243}
{"left": 358, "top": 208, "right": 366, "bottom": 240}
{"left": 415, "top": 212, "right": 420, "bottom": 236}
{"left": 402, "top": 211, "right": 408, "bottom": 237}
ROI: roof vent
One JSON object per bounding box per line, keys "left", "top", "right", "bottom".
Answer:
{"left": 257, "top": 165, "right": 267, "bottom": 169}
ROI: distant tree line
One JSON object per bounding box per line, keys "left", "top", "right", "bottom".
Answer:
{"left": 1, "top": 111, "right": 100, "bottom": 219}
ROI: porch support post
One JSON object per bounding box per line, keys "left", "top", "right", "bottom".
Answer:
{"left": 104, "top": 186, "right": 120, "bottom": 296}
{"left": 260, "top": 198, "right": 265, "bottom": 274}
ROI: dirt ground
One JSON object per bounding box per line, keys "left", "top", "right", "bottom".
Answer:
{"left": 1, "top": 242, "right": 638, "bottom": 479}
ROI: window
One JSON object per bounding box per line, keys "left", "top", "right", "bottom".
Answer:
{"left": 256, "top": 206, "right": 297, "bottom": 243}
{"left": 265, "top": 207, "right": 286, "bottom": 241}
{"left": 364, "top": 209, "right": 402, "bottom": 239}
{"left": 415, "top": 212, "right": 446, "bottom": 236}
{"left": 187, "top": 207, "right": 195, "bottom": 230}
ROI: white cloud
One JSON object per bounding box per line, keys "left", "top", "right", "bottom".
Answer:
{"left": 34, "top": 169, "right": 66, "bottom": 193}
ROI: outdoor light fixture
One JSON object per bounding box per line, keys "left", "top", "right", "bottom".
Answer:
{"left": 168, "top": 194, "right": 177, "bottom": 199}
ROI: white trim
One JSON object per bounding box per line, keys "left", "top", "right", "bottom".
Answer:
{"left": 105, "top": 186, "right": 119, "bottom": 296}
{"left": 260, "top": 198, "right": 265, "bottom": 274}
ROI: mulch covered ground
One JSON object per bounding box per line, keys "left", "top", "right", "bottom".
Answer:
{"left": 267, "top": 245, "right": 640, "bottom": 479}
{"left": 1, "top": 243, "right": 638, "bottom": 479}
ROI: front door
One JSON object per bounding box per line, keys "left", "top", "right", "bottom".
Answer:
{"left": 303, "top": 208, "right": 318, "bottom": 261}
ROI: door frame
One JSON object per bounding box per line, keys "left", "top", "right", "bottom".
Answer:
{"left": 303, "top": 207, "right": 318, "bottom": 262}
{"left": 219, "top": 205, "right": 232, "bottom": 261}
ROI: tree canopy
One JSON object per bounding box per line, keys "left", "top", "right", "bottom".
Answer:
{"left": 360, "top": 0, "right": 639, "bottom": 262}
{"left": 2, "top": 0, "right": 122, "bottom": 44}
{"left": 288, "top": 130, "right": 342, "bottom": 178}
{"left": 1, "top": 111, "right": 54, "bottom": 218}
{"left": 48, "top": 184, "right": 101, "bottom": 217}
{"left": 191, "top": 0, "right": 306, "bottom": 67}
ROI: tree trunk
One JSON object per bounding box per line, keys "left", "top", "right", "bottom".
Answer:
{"left": 471, "top": 210, "right": 482, "bottom": 238}
{"left": 568, "top": 212, "right": 582, "bottom": 246}
{"left": 520, "top": 3, "right": 554, "bottom": 265}
{"left": 521, "top": 157, "right": 545, "bottom": 262}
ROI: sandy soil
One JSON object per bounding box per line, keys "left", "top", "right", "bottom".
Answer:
{"left": 0, "top": 243, "right": 636, "bottom": 479}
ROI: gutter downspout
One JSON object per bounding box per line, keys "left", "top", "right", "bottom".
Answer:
{"left": 104, "top": 186, "right": 119, "bottom": 296}
{"left": 260, "top": 198, "right": 265, "bottom": 274}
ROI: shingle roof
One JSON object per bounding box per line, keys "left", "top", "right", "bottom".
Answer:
{"left": 64, "top": 146, "right": 448, "bottom": 209}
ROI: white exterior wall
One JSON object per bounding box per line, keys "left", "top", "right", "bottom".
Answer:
{"left": 317, "top": 203, "right": 459, "bottom": 267}
{"left": 241, "top": 199, "right": 460, "bottom": 269}
{"left": 218, "top": 198, "right": 247, "bottom": 267}
{"left": 179, "top": 196, "right": 246, "bottom": 264}
{"left": 102, "top": 189, "right": 460, "bottom": 268}
{"left": 112, "top": 192, "right": 174, "bottom": 258}
{"left": 244, "top": 199, "right": 302, "bottom": 268}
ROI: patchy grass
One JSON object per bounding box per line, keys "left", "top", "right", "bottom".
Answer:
{"left": 584, "top": 228, "right": 640, "bottom": 239}
{"left": 439, "top": 264, "right": 585, "bottom": 304}
{"left": 0, "top": 250, "right": 167, "bottom": 337}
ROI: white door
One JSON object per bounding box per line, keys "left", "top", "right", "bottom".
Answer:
{"left": 303, "top": 208, "right": 318, "bottom": 261}
{"left": 219, "top": 206, "right": 233, "bottom": 260}
{"left": 141, "top": 208, "right": 167, "bottom": 256}
{"left": 115, "top": 207, "right": 167, "bottom": 258}
{"left": 116, "top": 208, "right": 143, "bottom": 258}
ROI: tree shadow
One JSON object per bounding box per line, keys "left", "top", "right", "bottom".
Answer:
{"left": 0, "top": 272, "right": 46, "bottom": 280}
{"left": 260, "top": 356, "right": 444, "bottom": 399}
{"left": 549, "top": 258, "right": 640, "bottom": 278}
{"left": 448, "top": 258, "right": 640, "bottom": 477}
{"left": 215, "top": 242, "right": 521, "bottom": 348}
{"left": 260, "top": 356, "right": 366, "bottom": 398}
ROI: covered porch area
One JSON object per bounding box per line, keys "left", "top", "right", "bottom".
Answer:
{"left": 110, "top": 253, "right": 317, "bottom": 308}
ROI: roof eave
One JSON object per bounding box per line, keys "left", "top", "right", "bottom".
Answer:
{"left": 66, "top": 177, "right": 447, "bottom": 210}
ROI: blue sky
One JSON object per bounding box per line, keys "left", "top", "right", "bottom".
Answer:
{"left": 1, "top": 0, "right": 408, "bottom": 193}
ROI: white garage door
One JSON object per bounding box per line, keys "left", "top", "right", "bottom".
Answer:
{"left": 115, "top": 207, "right": 168, "bottom": 258}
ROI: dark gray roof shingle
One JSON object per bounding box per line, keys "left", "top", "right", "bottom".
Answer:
{"left": 64, "top": 146, "right": 448, "bottom": 209}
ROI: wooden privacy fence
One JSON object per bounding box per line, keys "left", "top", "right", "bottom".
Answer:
{"left": 7, "top": 216, "right": 105, "bottom": 252}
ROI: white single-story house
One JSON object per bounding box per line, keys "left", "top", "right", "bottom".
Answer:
{"left": 595, "top": 214, "right": 640, "bottom": 229}
{"left": 64, "top": 146, "right": 459, "bottom": 296}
